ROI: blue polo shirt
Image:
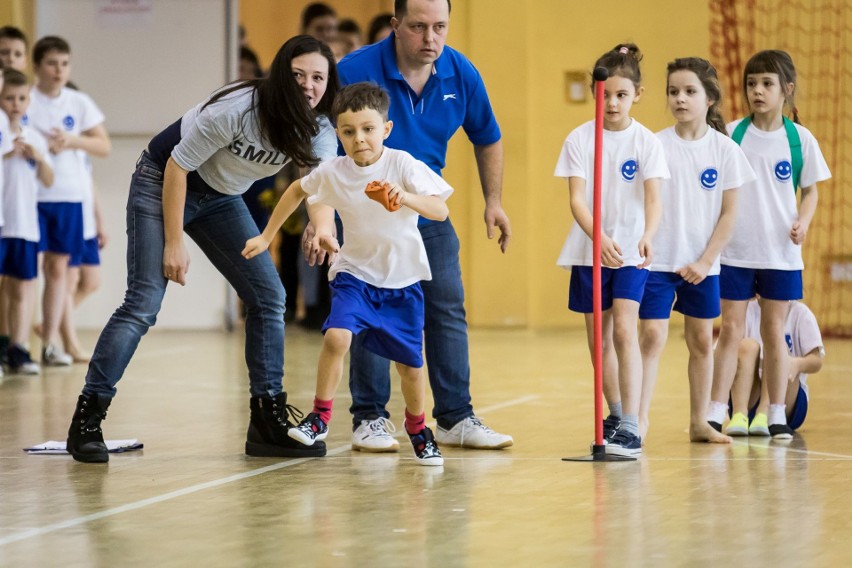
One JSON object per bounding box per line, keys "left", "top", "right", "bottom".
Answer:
{"left": 338, "top": 34, "right": 501, "bottom": 177}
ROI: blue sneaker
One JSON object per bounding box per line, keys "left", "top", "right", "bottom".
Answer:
{"left": 605, "top": 429, "right": 642, "bottom": 457}
{"left": 287, "top": 412, "right": 328, "bottom": 446}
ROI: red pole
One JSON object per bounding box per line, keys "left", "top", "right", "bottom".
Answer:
{"left": 592, "top": 72, "right": 606, "bottom": 448}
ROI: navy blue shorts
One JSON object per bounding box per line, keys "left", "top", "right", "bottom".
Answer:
{"left": 720, "top": 265, "right": 803, "bottom": 301}
{"left": 0, "top": 238, "right": 39, "bottom": 280}
{"left": 639, "top": 272, "right": 720, "bottom": 319}
{"left": 728, "top": 384, "right": 808, "bottom": 430}
{"left": 69, "top": 237, "right": 101, "bottom": 267}
{"left": 569, "top": 266, "right": 648, "bottom": 313}
{"left": 324, "top": 271, "right": 425, "bottom": 368}
{"left": 38, "top": 202, "right": 84, "bottom": 256}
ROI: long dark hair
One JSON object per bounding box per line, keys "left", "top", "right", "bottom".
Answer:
{"left": 203, "top": 35, "right": 339, "bottom": 167}
{"left": 667, "top": 57, "right": 727, "bottom": 135}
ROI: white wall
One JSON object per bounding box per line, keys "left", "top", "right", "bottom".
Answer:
{"left": 35, "top": 0, "right": 239, "bottom": 329}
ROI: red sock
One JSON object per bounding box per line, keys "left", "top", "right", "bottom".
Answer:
{"left": 404, "top": 409, "right": 426, "bottom": 435}
{"left": 313, "top": 397, "right": 333, "bottom": 425}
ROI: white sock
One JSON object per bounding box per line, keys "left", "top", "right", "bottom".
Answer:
{"left": 707, "top": 401, "right": 727, "bottom": 424}
{"left": 768, "top": 404, "right": 787, "bottom": 426}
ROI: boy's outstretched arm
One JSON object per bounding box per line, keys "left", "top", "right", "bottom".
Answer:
{"left": 388, "top": 183, "right": 449, "bottom": 221}
{"left": 242, "top": 178, "right": 307, "bottom": 259}
{"left": 306, "top": 200, "right": 339, "bottom": 259}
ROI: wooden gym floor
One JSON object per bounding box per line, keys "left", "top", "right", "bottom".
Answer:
{"left": 1, "top": 325, "right": 851, "bottom": 567}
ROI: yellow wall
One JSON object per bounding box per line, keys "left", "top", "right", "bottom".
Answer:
{"left": 240, "top": 0, "right": 710, "bottom": 328}
{"left": 240, "top": 0, "right": 393, "bottom": 70}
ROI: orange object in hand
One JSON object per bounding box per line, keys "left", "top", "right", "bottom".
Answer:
{"left": 365, "top": 180, "right": 401, "bottom": 212}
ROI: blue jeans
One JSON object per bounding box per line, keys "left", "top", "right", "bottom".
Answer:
{"left": 83, "top": 153, "right": 286, "bottom": 399}
{"left": 348, "top": 218, "right": 473, "bottom": 429}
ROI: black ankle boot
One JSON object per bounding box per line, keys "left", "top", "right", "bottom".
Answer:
{"left": 246, "top": 392, "right": 327, "bottom": 458}
{"left": 67, "top": 393, "right": 112, "bottom": 463}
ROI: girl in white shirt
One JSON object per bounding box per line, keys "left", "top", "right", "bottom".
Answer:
{"left": 708, "top": 50, "right": 831, "bottom": 439}
{"left": 554, "top": 43, "right": 668, "bottom": 457}
{"left": 638, "top": 58, "right": 754, "bottom": 444}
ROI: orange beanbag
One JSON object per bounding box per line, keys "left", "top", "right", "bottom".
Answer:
{"left": 365, "top": 180, "right": 401, "bottom": 212}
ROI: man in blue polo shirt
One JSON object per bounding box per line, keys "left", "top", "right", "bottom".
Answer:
{"left": 334, "top": 0, "right": 514, "bottom": 451}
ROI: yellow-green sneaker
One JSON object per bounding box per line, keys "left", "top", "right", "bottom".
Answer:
{"left": 749, "top": 413, "right": 770, "bottom": 436}
{"left": 725, "top": 412, "right": 749, "bottom": 436}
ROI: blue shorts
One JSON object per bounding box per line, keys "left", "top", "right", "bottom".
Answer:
{"left": 0, "top": 228, "right": 5, "bottom": 272}
{"left": 728, "top": 385, "right": 808, "bottom": 430}
{"left": 0, "top": 238, "right": 39, "bottom": 280}
{"left": 324, "top": 271, "right": 425, "bottom": 368}
{"left": 639, "top": 272, "right": 720, "bottom": 319}
{"left": 38, "top": 202, "right": 84, "bottom": 256}
{"left": 569, "top": 266, "right": 648, "bottom": 313}
{"left": 720, "top": 265, "right": 803, "bottom": 301}
{"left": 69, "top": 237, "right": 101, "bottom": 267}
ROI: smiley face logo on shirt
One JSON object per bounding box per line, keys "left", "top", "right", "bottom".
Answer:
{"left": 620, "top": 159, "right": 638, "bottom": 182}
{"left": 21, "top": 114, "right": 28, "bottom": 126}
{"left": 700, "top": 167, "right": 718, "bottom": 191}
{"left": 774, "top": 160, "right": 792, "bottom": 183}
{"left": 63, "top": 115, "right": 75, "bottom": 130}
{"left": 27, "top": 158, "right": 37, "bottom": 169}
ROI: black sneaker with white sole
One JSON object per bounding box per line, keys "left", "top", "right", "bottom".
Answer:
{"left": 409, "top": 427, "right": 444, "bottom": 466}
{"left": 288, "top": 412, "right": 329, "bottom": 446}
{"left": 769, "top": 423, "right": 794, "bottom": 440}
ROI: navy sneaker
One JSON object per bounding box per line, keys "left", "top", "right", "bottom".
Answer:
{"left": 605, "top": 429, "right": 642, "bottom": 457}
{"left": 409, "top": 427, "right": 443, "bottom": 466}
{"left": 769, "top": 423, "right": 794, "bottom": 440}
{"left": 7, "top": 344, "right": 40, "bottom": 375}
{"left": 288, "top": 412, "right": 329, "bottom": 446}
{"left": 603, "top": 415, "right": 621, "bottom": 441}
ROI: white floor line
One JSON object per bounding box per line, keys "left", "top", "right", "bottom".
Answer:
{"left": 0, "top": 395, "right": 539, "bottom": 548}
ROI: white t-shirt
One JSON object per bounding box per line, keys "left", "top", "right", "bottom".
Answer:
{"left": 554, "top": 119, "right": 670, "bottom": 268}
{"left": 721, "top": 119, "right": 831, "bottom": 270}
{"left": 2, "top": 125, "right": 51, "bottom": 242}
{"left": 26, "top": 86, "right": 105, "bottom": 203}
{"left": 652, "top": 126, "right": 755, "bottom": 275}
{"left": 0, "top": 110, "right": 15, "bottom": 226}
{"left": 744, "top": 299, "right": 824, "bottom": 398}
{"left": 171, "top": 87, "right": 337, "bottom": 196}
{"left": 301, "top": 147, "right": 453, "bottom": 288}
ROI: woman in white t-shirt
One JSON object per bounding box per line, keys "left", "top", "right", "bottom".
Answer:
{"left": 638, "top": 58, "right": 755, "bottom": 445}
{"left": 708, "top": 50, "right": 831, "bottom": 439}
{"left": 554, "top": 43, "right": 668, "bottom": 457}
{"left": 65, "top": 36, "right": 340, "bottom": 464}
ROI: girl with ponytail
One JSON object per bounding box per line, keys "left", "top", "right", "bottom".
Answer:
{"left": 637, "top": 57, "right": 755, "bottom": 445}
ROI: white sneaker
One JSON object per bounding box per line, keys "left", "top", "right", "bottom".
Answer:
{"left": 352, "top": 417, "right": 400, "bottom": 453}
{"left": 436, "top": 416, "right": 513, "bottom": 449}
{"left": 42, "top": 344, "right": 73, "bottom": 367}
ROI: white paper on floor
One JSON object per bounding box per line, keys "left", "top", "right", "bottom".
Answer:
{"left": 23, "top": 440, "right": 143, "bottom": 454}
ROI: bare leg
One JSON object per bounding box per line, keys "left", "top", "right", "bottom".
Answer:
{"left": 759, "top": 299, "right": 790, "bottom": 411}
{"left": 730, "top": 338, "right": 761, "bottom": 415}
{"left": 8, "top": 278, "right": 37, "bottom": 347}
{"left": 583, "top": 310, "right": 619, "bottom": 408}
{"left": 710, "top": 299, "right": 749, "bottom": 408}
{"left": 41, "top": 252, "right": 70, "bottom": 350}
{"left": 314, "top": 328, "right": 352, "bottom": 401}
{"left": 638, "top": 318, "right": 669, "bottom": 441}
{"left": 396, "top": 362, "right": 426, "bottom": 419}
{"left": 611, "top": 299, "right": 642, "bottom": 417}
{"left": 685, "top": 316, "right": 731, "bottom": 443}
{"left": 60, "top": 263, "right": 102, "bottom": 362}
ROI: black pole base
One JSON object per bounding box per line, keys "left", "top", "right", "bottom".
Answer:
{"left": 562, "top": 443, "right": 638, "bottom": 462}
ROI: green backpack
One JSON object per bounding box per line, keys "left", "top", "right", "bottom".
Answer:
{"left": 731, "top": 116, "right": 803, "bottom": 193}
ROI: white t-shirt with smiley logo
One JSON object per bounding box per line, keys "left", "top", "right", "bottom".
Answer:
{"left": 554, "top": 119, "right": 670, "bottom": 268}
{"left": 721, "top": 119, "right": 831, "bottom": 270}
